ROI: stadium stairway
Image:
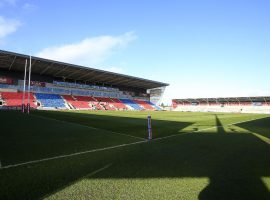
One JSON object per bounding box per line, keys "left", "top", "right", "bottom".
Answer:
{"left": 119, "top": 99, "right": 143, "bottom": 110}
{"left": 35, "top": 93, "right": 67, "bottom": 109}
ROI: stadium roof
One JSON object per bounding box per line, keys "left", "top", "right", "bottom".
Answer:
{"left": 173, "top": 96, "right": 270, "bottom": 103}
{"left": 0, "top": 50, "right": 169, "bottom": 89}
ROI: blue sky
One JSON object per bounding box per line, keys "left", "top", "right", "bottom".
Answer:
{"left": 0, "top": 0, "right": 270, "bottom": 104}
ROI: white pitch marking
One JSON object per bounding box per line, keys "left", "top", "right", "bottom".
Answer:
{"left": 0, "top": 141, "right": 146, "bottom": 170}
{"left": 86, "top": 163, "right": 112, "bottom": 177}
{"left": 0, "top": 116, "right": 265, "bottom": 170}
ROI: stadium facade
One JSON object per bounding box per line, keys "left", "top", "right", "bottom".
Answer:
{"left": 0, "top": 50, "right": 168, "bottom": 111}
{"left": 172, "top": 97, "right": 270, "bottom": 114}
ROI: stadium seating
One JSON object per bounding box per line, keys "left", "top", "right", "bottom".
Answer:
{"left": 240, "top": 102, "right": 252, "bottom": 106}
{"left": 0, "top": 83, "right": 18, "bottom": 90}
{"left": 1, "top": 92, "right": 36, "bottom": 108}
{"left": 54, "top": 81, "right": 119, "bottom": 92}
{"left": 74, "top": 96, "right": 96, "bottom": 102}
{"left": 208, "top": 102, "right": 219, "bottom": 106}
{"left": 62, "top": 95, "right": 91, "bottom": 109}
{"left": 134, "top": 99, "right": 155, "bottom": 110}
{"left": 62, "top": 95, "right": 75, "bottom": 102}
{"left": 173, "top": 104, "right": 270, "bottom": 114}
{"left": 73, "top": 96, "right": 104, "bottom": 110}
{"left": 94, "top": 97, "right": 116, "bottom": 110}
{"left": 147, "top": 101, "right": 162, "bottom": 110}
{"left": 198, "top": 102, "right": 207, "bottom": 106}
{"left": 35, "top": 93, "right": 67, "bottom": 108}
{"left": 172, "top": 100, "right": 178, "bottom": 109}
{"left": 0, "top": 83, "right": 160, "bottom": 111}
{"left": 227, "top": 102, "right": 240, "bottom": 106}
{"left": 110, "top": 98, "right": 128, "bottom": 110}
{"left": 119, "top": 99, "right": 143, "bottom": 110}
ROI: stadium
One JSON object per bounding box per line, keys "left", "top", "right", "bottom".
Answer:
{"left": 1, "top": 49, "right": 270, "bottom": 200}
{"left": 172, "top": 97, "right": 270, "bottom": 114}
{"left": 0, "top": 50, "right": 168, "bottom": 111}
{"left": 1, "top": 1, "right": 270, "bottom": 199}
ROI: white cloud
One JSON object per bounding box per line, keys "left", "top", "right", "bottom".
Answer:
{"left": 22, "top": 3, "right": 37, "bottom": 12}
{"left": 0, "top": 16, "right": 21, "bottom": 39}
{"left": 36, "top": 32, "right": 137, "bottom": 66}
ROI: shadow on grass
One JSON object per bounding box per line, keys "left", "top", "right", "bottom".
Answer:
{"left": 32, "top": 110, "right": 194, "bottom": 139}
{"left": 1, "top": 113, "right": 270, "bottom": 200}
{"left": 215, "top": 114, "right": 226, "bottom": 134}
{"left": 85, "top": 135, "right": 270, "bottom": 199}
{"left": 236, "top": 116, "right": 270, "bottom": 139}
{"left": 0, "top": 110, "right": 193, "bottom": 166}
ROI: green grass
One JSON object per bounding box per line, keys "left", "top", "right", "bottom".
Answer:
{"left": 0, "top": 110, "right": 270, "bottom": 200}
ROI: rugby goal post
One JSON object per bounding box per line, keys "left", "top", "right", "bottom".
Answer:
{"left": 148, "top": 115, "right": 152, "bottom": 140}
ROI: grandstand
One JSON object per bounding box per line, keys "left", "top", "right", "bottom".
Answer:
{"left": 172, "top": 97, "right": 270, "bottom": 114}
{"left": 0, "top": 50, "right": 168, "bottom": 111}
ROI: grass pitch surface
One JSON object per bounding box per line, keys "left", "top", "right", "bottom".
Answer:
{"left": 0, "top": 110, "right": 270, "bottom": 200}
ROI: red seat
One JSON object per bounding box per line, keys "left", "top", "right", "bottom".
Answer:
{"left": 134, "top": 99, "right": 155, "bottom": 110}
{"left": 73, "top": 96, "right": 104, "bottom": 110}
{"left": 95, "top": 97, "right": 116, "bottom": 110}
{"left": 1, "top": 92, "right": 36, "bottom": 108}
{"left": 62, "top": 95, "right": 91, "bottom": 109}
{"left": 110, "top": 98, "right": 128, "bottom": 110}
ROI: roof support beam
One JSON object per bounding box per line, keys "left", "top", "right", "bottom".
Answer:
{"left": 98, "top": 75, "right": 128, "bottom": 84}
{"left": 77, "top": 71, "right": 96, "bottom": 79}
{"left": 0, "top": 50, "right": 169, "bottom": 89}
{"left": 54, "top": 66, "right": 69, "bottom": 76}
{"left": 87, "top": 72, "right": 109, "bottom": 82}
{"left": 28, "top": 59, "right": 37, "bottom": 71}
{"left": 32, "top": 59, "right": 37, "bottom": 67}
{"left": 65, "top": 69, "right": 84, "bottom": 79}
{"left": 113, "top": 78, "right": 133, "bottom": 85}
{"left": 40, "top": 63, "right": 54, "bottom": 75}
{"left": 9, "top": 56, "right": 16, "bottom": 70}
{"left": 114, "top": 79, "right": 146, "bottom": 88}
{"left": 117, "top": 80, "right": 152, "bottom": 89}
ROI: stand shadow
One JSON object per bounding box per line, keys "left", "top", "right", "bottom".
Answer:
{"left": 215, "top": 114, "right": 226, "bottom": 134}
{"left": 32, "top": 110, "right": 194, "bottom": 139}
{"left": 1, "top": 113, "right": 270, "bottom": 200}
{"left": 1, "top": 110, "right": 193, "bottom": 166}
{"left": 85, "top": 115, "right": 270, "bottom": 200}
{"left": 235, "top": 116, "right": 270, "bottom": 139}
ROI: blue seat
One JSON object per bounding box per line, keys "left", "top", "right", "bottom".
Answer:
{"left": 119, "top": 99, "right": 143, "bottom": 110}
{"left": 147, "top": 101, "right": 162, "bottom": 110}
{"left": 35, "top": 93, "right": 66, "bottom": 108}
